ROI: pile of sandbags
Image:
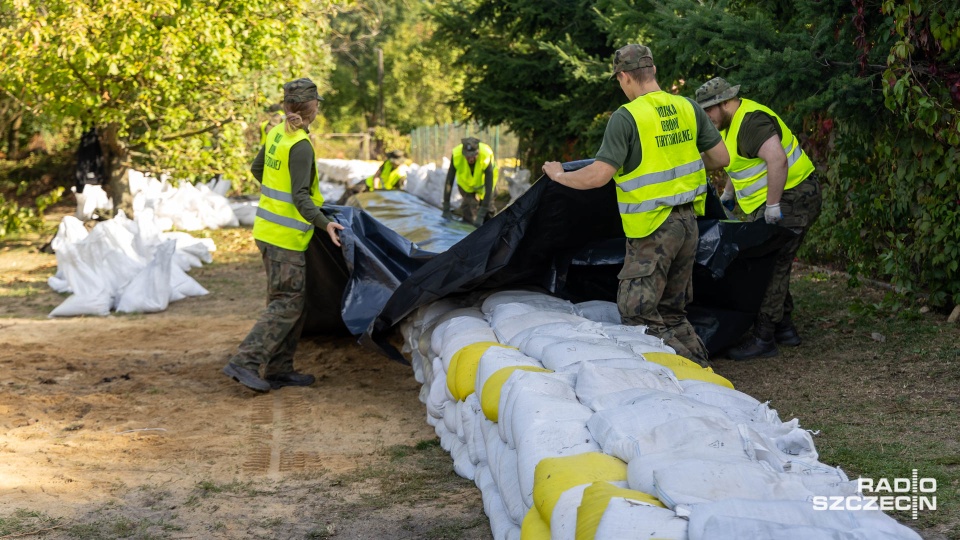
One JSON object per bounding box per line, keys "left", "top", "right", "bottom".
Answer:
{"left": 400, "top": 290, "right": 922, "bottom": 540}
{"left": 46, "top": 211, "right": 213, "bottom": 317}
{"left": 316, "top": 158, "right": 381, "bottom": 186}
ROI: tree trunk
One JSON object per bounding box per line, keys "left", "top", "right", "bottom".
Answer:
{"left": 8, "top": 113, "right": 22, "bottom": 160}
{"left": 100, "top": 123, "right": 134, "bottom": 218}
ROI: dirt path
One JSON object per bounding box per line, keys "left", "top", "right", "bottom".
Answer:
{"left": 0, "top": 225, "right": 490, "bottom": 539}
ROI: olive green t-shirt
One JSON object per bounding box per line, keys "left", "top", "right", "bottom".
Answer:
{"left": 735, "top": 111, "right": 782, "bottom": 159}
{"left": 594, "top": 95, "right": 723, "bottom": 173}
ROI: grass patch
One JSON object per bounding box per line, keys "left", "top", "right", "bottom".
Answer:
{"left": 0, "top": 508, "right": 61, "bottom": 536}
{"left": 717, "top": 266, "right": 960, "bottom": 537}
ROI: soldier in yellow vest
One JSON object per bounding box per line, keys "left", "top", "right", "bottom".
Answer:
{"left": 542, "top": 44, "right": 729, "bottom": 366}
{"left": 223, "top": 78, "right": 345, "bottom": 392}
{"left": 336, "top": 150, "right": 407, "bottom": 204}
{"left": 695, "top": 77, "right": 822, "bottom": 360}
{"left": 259, "top": 104, "right": 285, "bottom": 147}
{"left": 442, "top": 137, "right": 499, "bottom": 227}
{"left": 366, "top": 150, "right": 406, "bottom": 191}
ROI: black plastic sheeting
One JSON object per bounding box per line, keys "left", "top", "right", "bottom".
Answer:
{"left": 302, "top": 191, "right": 474, "bottom": 337}
{"left": 304, "top": 160, "right": 794, "bottom": 362}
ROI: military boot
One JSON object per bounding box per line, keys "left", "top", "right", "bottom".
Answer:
{"left": 729, "top": 316, "right": 779, "bottom": 360}
{"left": 774, "top": 316, "right": 802, "bottom": 347}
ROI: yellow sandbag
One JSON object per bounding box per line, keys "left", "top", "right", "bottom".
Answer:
{"left": 532, "top": 452, "right": 627, "bottom": 525}
{"left": 480, "top": 365, "right": 551, "bottom": 422}
{"left": 575, "top": 481, "right": 665, "bottom": 540}
{"left": 521, "top": 506, "right": 551, "bottom": 540}
{"left": 446, "top": 341, "right": 515, "bottom": 400}
{"left": 643, "top": 351, "right": 735, "bottom": 389}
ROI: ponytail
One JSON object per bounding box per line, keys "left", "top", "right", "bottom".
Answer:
{"left": 282, "top": 100, "right": 318, "bottom": 134}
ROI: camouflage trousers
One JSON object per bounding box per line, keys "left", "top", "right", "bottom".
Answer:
{"left": 229, "top": 240, "right": 307, "bottom": 377}
{"left": 458, "top": 185, "right": 483, "bottom": 224}
{"left": 617, "top": 204, "right": 709, "bottom": 366}
{"left": 747, "top": 175, "right": 823, "bottom": 325}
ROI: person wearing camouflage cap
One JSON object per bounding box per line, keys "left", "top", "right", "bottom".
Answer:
{"left": 694, "top": 77, "right": 822, "bottom": 360}
{"left": 223, "top": 77, "right": 344, "bottom": 393}
{"left": 542, "top": 44, "right": 730, "bottom": 367}
{"left": 442, "top": 137, "right": 499, "bottom": 227}
{"left": 365, "top": 150, "right": 407, "bottom": 192}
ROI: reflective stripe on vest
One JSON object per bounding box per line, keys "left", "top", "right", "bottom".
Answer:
{"left": 722, "top": 98, "right": 815, "bottom": 214}
{"left": 252, "top": 123, "right": 324, "bottom": 251}
{"left": 452, "top": 143, "right": 499, "bottom": 197}
{"left": 613, "top": 92, "right": 706, "bottom": 239}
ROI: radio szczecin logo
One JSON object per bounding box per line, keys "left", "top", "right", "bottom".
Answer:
{"left": 812, "top": 469, "right": 937, "bottom": 519}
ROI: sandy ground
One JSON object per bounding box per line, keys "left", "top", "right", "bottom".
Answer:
{"left": 0, "top": 227, "right": 490, "bottom": 539}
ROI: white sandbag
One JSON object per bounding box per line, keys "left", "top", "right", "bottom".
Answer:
{"left": 476, "top": 465, "right": 519, "bottom": 540}
{"left": 521, "top": 333, "right": 615, "bottom": 360}
{"left": 476, "top": 347, "right": 541, "bottom": 403}
{"left": 443, "top": 397, "right": 462, "bottom": 439}
{"left": 550, "top": 484, "right": 590, "bottom": 540}
{"left": 497, "top": 446, "right": 527, "bottom": 525}
{"left": 439, "top": 324, "right": 498, "bottom": 370}
{"left": 73, "top": 184, "right": 113, "bottom": 220}
{"left": 539, "top": 340, "right": 639, "bottom": 371}
{"left": 594, "top": 498, "right": 688, "bottom": 540}
{"left": 515, "top": 418, "right": 600, "bottom": 509}
{"left": 574, "top": 300, "right": 621, "bottom": 323}
{"left": 652, "top": 459, "right": 829, "bottom": 509}
{"left": 168, "top": 264, "right": 208, "bottom": 301}
{"left": 681, "top": 380, "right": 786, "bottom": 428}
{"left": 492, "top": 310, "right": 587, "bottom": 344}
{"left": 627, "top": 451, "right": 762, "bottom": 495}
{"left": 575, "top": 363, "right": 682, "bottom": 412}
{"left": 48, "top": 292, "right": 113, "bottom": 318}
{"left": 229, "top": 200, "right": 257, "bottom": 226}
{"left": 499, "top": 371, "right": 577, "bottom": 446}
{"left": 452, "top": 433, "right": 476, "bottom": 480}
{"left": 511, "top": 322, "right": 584, "bottom": 351}
{"left": 482, "top": 291, "right": 578, "bottom": 316}
{"left": 684, "top": 498, "right": 923, "bottom": 540}
{"left": 508, "top": 393, "right": 594, "bottom": 454}
{"left": 426, "top": 357, "right": 451, "bottom": 420}
{"left": 115, "top": 239, "right": 175, "bottom": 313}
{"left": 430, "top": 309, "right": 485, "bottom": 358}
{"left": 589, "top": 413, "right": 744, "bottom": 463}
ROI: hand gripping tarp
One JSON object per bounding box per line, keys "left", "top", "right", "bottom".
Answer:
{"left": 304, "top": 160, "right": 793, "bottom": 360}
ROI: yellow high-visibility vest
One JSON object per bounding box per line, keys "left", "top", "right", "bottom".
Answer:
{"left": 722, "top": 98, "right": 815, "bottom": 214}
{"left": 452, "top": 142, "right": 499, "bottom": 197}
{"left": 365, "top": 160, "right": 404, "bottom": 190}
{"left": 259, "top": 114, "right": 285, "bottom": 146}
{"left": 252, "top": 124, "right": 325, "bottom": 251}
{"left": 613, "top": 91, "right": 706, "bottom": 238}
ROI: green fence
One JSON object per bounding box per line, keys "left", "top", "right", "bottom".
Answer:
{"left": 409, "top": 122, "right": 520, "bottom": 166}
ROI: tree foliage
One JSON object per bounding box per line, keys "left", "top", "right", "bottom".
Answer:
{"left": 0, "top": 0, "right": 335, "bottom": 208}
{"left": 322, "top": 0, "right": 466, "bottom": 156}
{"left": 431, "top": 0, "right": 960, "bottom": 307}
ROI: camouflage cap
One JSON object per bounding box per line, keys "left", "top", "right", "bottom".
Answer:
{"left": 695, "top": 77, "right": 740, "bottom": 108}
{"left": 461, "top": 137, "right": 480, "bottom": 158}
{"left": 386, "top": 149, "right": 405, "bottom": 161}
{"left": 610, "top": 44, "right": 654, "bottom": 79}
{"left": 283, "top": 78, "right": 322, "bottom": 103}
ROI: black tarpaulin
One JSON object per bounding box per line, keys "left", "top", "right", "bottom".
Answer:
{"left": 356, "top": 160, "right": 795, "bottom": 361}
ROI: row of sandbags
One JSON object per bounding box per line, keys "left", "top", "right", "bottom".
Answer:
{"left": 75, "top": 171, "right": 240, "bottom": 231}
{"left": 46, "top": 212, "right": 213, "bottom": 317}
{"left": 400, "top": 290, "right": 922, "bottom": 540}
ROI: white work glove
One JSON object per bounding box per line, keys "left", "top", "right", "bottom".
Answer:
{"left": 764, "top": 203, "right": 782, "bottom": 225}
{"left": 720, "top": 189, "right": 735, "bottom": 211}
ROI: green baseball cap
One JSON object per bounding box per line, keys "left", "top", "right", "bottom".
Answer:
{"left": 610, "top": 44, "right": 654, "bottom": 79}
{"left": 283, "top": 78, "right": 322, "bottom": 103}
{"left": 461, "top": 137, "right": 480, "bottom": 158}
{"left": 695, "top": 77, "right": 740, "bottom": 108}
